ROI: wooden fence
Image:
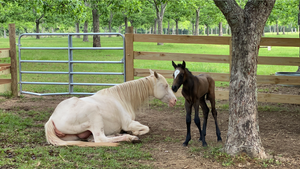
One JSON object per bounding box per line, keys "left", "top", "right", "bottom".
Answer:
{"left": 0, "top": 24, "right": 18, "bottom": 97}
{"left": 125, "top": 27, "right": 300, "bottom": 104}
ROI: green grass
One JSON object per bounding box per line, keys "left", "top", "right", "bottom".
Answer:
{"left": 0, "top": 108, "right": 153, "bottom": 168}
{"left": 1, "top": 32, "right": 299, "bottom": 94}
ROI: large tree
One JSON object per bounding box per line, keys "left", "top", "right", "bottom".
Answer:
{"left": 213, "top": 0, "right": 276, "bottom": 158}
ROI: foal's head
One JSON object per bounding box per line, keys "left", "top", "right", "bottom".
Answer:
{"left": 171, "top": 60, "right": 187, "bottom": 92}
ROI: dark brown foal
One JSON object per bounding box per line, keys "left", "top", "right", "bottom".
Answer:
{"left": 171, "top": 60, "right": 222, "bottom": 147}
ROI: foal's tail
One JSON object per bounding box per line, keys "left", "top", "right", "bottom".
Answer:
{"left": 44, "top": 119, "right": 118, "bottom": 147}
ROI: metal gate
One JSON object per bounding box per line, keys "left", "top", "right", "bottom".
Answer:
{"left": 18, "top": 33, "right": 126, "bottom": 96}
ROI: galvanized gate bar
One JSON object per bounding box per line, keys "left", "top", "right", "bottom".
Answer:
{"left": 18, "top": 33, "right": 126, "bottom": 96}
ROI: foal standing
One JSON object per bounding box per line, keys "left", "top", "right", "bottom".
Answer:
{"left": 171, "top": 60, "right": 222, "bottom": 146}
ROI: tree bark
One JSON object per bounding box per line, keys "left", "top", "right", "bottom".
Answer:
{"left": 167, "top": 21, "right": 170, "bottom": 34}
{"left": 108, "top": 11, "right": 113, "bottom": 37}
{"left": 154, "top": 19, "right": 157, "bottom": 34}
{"left": 195, "top": 7, "right": 200, "bottom": 35}
{"left": 175, "top": 20, "right": 179, "bottom": 35}
{"left": 276, "top": 23, "right": 279, "bottom": 35}
{"left": 219, "top": 22, "right": 223, "bottom": 36}
{"left": 92, "top": 8, "right": 101, "bottom": 47}
{"left": 153, "top": 1, "right": 167, "bottom": 45}
{"left": 206, "top": 25, "right": 209, "bottom": 36}
{"left": 4, "top": 27, "right": 6, "bottom": 38}
{"left": 35, "top": 14, "right": 44, "bottom": 39}
{"left": 124, "top": 16, "right": 128, "bottom": 31}
{"left": 83, "top": 20, "right": 89, "bottom": 42}
{"left": 214, "top": 0, "right": 275, "bottom": 159}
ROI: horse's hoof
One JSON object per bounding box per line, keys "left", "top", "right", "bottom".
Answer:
{"left": 132, "top": 139, "right": 142, "bottom": 144}
{"left": 182, "top": 143, "right": 188, "bottom": 147}
{"left": 202, "top": 142, "right": 208, "bottom": 147}
{"left": 217, "top": 139, "right": 222, "bottom": 142}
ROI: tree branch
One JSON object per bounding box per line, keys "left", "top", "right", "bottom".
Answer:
{"left": 213, "top": 0, "right": 242, "bottom": 28}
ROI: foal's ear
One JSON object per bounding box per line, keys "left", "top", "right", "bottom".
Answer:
{"left": 172, "top": 61, "right": 177, "bottom": 69}
{"left": 182, "top": 60, "right": 186, "bottom": 69}
{"left": 154, "top": 71, "right": 159, "bottom": 79}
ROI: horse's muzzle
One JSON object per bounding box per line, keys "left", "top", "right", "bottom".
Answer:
{"left": 172, "top": 85, "right": 178, "bottom": 93}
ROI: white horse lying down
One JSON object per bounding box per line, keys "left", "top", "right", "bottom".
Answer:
{"left": 45, "top": 70, "right": 177, "bottom": 147}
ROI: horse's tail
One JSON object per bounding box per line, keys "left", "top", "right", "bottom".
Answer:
{"left": 44, "top": 119, "right": 118, "bottom": 147}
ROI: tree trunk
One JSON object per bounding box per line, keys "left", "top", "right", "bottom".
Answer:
{"left": 276, "top": 23, "right": 279, "bottom": 35}
{"left": 283, "top": 26, "right": 285, "bottom": 35}
{"left": 195, "top": 7, "right": 200, "bottom": 35}
{"left": 214, "top": 0, "right": 275, "bottom": 159}
{"left": 219, "top": 22, "right": 223, "bottom": 36}
{"left": 269, "top": 25, "right": 272, "bottom": 33}
{"left": 192, "top": 22, "right": 195, "bottom": 35}
{"left": 124, "top": 16, "right": 128, "bottom": 31}
{"left": 172, "top": 26, "right": 175, "bottom": 34}
{"left": 108, "top": 12, "right": 113, "bottom": 37}
{"left": 297, "top": 1, "right": 300, "bottom": 72}
{"left": 154, "top": 19, "right": 157, "bottom": 34}
{"left": 76, "top": 22, "right": 80, "bottom": 38}
{"left": 4, "top": 27, "right": 6, "bottom": 38}
{"left": 154, "top": 2, "right": 167, "bottom": 45}
{"left": 206, "top": 25, "right": 209, "bottom": 36}
{"left": 92, "top": 9, "right": 101, "bottom": 47}
{"left": 83, "top": 20, "right": 89, "bottom": 42}
{"left": 175, "top": 20, "right": 179, "bottom": 35}
{"left": 36, "top": 21, "right": 40, "bottom": 39}
{"left": 167, "top": 21, "right": 170, "bottom": 34}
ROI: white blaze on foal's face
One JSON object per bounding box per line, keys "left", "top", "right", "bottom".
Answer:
{"left": 174, "top": 69, "right": 180, "bottom": 79}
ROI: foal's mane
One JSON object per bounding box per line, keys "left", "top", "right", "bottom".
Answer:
{"left": 177, "top": 63, "right": 193, "bottom": 76}
{"left": 96, "top": 75, "right": 155, "bottom": 117}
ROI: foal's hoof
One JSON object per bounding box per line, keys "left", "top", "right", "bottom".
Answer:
{"left": 182, "top": 143, "right": 188, "bottom": 147}
{"left": 202, "top": 142, "right": 208, "bottom": 147}
{"left": 217, "top": 138, "right": 222, "bottom": 142}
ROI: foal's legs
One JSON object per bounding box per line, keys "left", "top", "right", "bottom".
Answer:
{"left": 208, "top": 96, "right": 222, "bottom": 141}
{"left": 193, "top": 100, "right": 207, "bottom": 147}
{"left": 199, "top": 96, "right": 209, "bottom": 146}
{"left": 183, "top": 101, "right": 193, "bottom": 146}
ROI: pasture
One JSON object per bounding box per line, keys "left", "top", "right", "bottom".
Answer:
{"left": 1, "top": 33, "right": 300, "bottom": 168}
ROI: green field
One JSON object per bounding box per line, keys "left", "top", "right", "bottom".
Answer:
{"left": 0, "top": 32, "right": 299, "bottom": 94}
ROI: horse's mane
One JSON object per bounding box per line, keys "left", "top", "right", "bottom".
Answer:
{"left": 177, "top": 63, "right": 193, "bottom": 76}
{"left": 95, "top": 75, "right": 155, "bottom": 118}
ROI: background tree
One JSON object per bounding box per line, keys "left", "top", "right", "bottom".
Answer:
{"left": 148, "top": 0, "right": 168, "bottom": 45}
{"left": 213, "top": 0, "right": 276, "bottom": 158}
{"left": 166, "top": 0, "right": 188, "bottom": 35}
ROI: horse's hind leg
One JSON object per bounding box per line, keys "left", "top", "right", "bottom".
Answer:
{"left": 199, "top": 96, "right": 209, "bottom": 146}
{"left": 208, "top": 93, "right": 222, "bottom": 142}
{"left": 193, "top": 100, "right": 207, "bottom": 147}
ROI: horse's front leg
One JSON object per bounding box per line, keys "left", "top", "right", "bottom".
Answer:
{"left": 183, "top": 101, "right": 193, "bottom": 146}
{"left": 193, "top": 100, "right": 207, "bottom": 147}
{"left": 126, "top": 120, "right": 150, "bottom": 136}
{"left": 199, "top": 96, "right": 209, "bottom": 146}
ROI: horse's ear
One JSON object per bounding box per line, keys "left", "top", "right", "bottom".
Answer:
{"left": 149, "top": 69, "right": 154, "bottom": 75}
{"left": 182, "top": 60, "right": 186, "bottom": 69}
{"left": 172, "top": 61, "right": 177, "bottom": 69}
{"left": 154, "top": 71, "right": 159, "bottom": 79}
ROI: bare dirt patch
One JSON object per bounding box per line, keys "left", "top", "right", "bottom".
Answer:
{"left": 0, "top": 84, "right": 300, "bottom": 168}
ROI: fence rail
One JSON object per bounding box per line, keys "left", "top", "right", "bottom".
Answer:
{"left": 125, "top": 27, "right": 300, "bottom": 104}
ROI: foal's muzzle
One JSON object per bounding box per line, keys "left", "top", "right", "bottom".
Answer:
{"left": 172, "top": 85, "right": 178, "bottom": 93}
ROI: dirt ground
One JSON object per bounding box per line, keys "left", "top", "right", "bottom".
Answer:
{"left": 1, "top": 84, "right": 300, "bottom": 168}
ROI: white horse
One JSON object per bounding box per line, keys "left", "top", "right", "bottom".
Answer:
{"left": 45, "top": 70, "right": 177, "bottom": 147}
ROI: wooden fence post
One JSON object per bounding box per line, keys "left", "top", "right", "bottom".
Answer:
{"left": 125, "top": 26, "right": 134, "bottom": 81}
{"left": 9, "top": 23, "right": 18, "bottom": 97}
